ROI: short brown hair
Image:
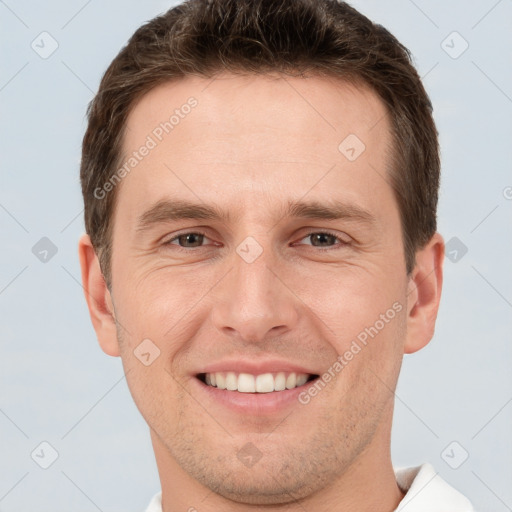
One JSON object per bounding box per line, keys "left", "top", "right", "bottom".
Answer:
{"left": 80, "top": 0, "right": 439, "bottom": 287}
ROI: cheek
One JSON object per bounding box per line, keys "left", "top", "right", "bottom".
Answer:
{"left": 315, "top": 303, "right": 406, "bottom": 424}
{"left": 121, "top": 355, "right": 188, "bottom": 429}
{"left": 115, "top": 263, "right": 213, "bottom": 344}
{"left": 303, "top": 264, "right": 407, "bottom": 394}
{"left": 303, "top": 264, "right": 406, "bottom": 345}
{"left": 114, "top": 309, "right": 191, "bottom": 427}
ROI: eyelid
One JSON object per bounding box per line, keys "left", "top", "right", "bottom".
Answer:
{"left": 164, "top": 229, "right": 214, "bottom": 246}
{"left": 294, "top": 229, "right": 352, "bottom": 247}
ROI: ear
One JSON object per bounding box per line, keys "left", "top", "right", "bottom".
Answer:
{"left": 404, "top": 232, "right": 444, "bottom": 354}
{"left": 78, "top": 233, "right": 120, "bottom": 357}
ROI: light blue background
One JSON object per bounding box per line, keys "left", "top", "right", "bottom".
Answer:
{"left": 1, "top": 1, "right": 511, "bottom": 510}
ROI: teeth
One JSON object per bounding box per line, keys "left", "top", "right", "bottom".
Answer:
{"left": 238, "top": 373, "right": 256, "bottom": 392}
{"left": 285, "top": 373, "right": 296, "bottom": 389}
{"left": 216, "top": 373, "right": 226, "bottom": 390}
{"left": 226, "top": 372, "right": 237, "bottom": 391}
{"left": 255, "top": 373, "right": 274, "bottom": 393}
{"left": 274, "top": 372, "right": 286, "bottom": 391}
{"left": 203, "top": 371, "right": 312, "bottom": 393}
{"left": 296, "top": 374, "right": 308, "bottom": 386}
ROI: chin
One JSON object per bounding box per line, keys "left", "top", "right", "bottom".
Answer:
{"left": 168, "top": 432, "right": 348, "bottom": 506}
{"left": 191, "top": 464, "right": 320, "bottom": 505}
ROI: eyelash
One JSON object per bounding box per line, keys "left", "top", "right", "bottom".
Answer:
{"left": 299, "top": 230, "right": 351, "bottom": 249}
{"left": 163, "top": 229, "right": 350, "bottom": 251}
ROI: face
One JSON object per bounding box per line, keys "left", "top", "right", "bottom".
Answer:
{"left": 80, "top": 72, "right": 443, "bottom": 506}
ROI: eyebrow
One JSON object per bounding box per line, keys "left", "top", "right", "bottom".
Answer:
{"left": 135, "top": 198, "right": 376, "bottom": 232}
{"left": 287, "top": 200, "right": 375, "bottom": 224}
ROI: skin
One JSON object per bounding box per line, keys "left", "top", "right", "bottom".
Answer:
{"left": 79, "top": 72, "right": 444, "bottom": 511}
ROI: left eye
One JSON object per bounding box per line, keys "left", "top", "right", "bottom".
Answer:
{"left": 297, "top": 231, "right": 348, "bottom": 248}
{"left": 165, "top": 232, "right": 212, "bottom": 248}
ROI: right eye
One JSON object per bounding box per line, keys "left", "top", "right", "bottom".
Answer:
{"left": 163, "top": 231, "right": 214, "bottom": 248}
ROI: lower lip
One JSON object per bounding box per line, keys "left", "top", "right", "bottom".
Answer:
{"left": 191, "top": 377, "right": 316, "bottom": 415}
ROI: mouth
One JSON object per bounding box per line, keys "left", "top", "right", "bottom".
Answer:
{"left": 196, "top": 371, "right": 319, "bottom": 393}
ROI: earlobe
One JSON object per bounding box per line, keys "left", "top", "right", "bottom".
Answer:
{"left": 78, "top": 233, "right": 120, "bottom": 357}
{"left": 404, "top": 232, "right": 445, "bottom": 354}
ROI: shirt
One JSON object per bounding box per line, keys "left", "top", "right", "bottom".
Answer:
{"left": 144, "top": 463, "right": 475, "bottom": 511}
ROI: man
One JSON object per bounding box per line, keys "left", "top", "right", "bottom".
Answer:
{"left": 78, "top": 0, "right": 475, "bottom": 510}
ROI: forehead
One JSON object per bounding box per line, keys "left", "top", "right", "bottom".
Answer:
{"left": 116, "top": 72, "right": 394, "bottom": 225}
{"left": 124, "top": 72, "right": 389, "bottom": 148}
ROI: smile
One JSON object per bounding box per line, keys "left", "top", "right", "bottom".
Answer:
{"left": 197, "top": 371, "right": 318, "bottom": 393}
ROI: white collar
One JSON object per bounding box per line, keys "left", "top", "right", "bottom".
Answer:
{"left": 394, "top": 463, "right": 474, "bottom": 511}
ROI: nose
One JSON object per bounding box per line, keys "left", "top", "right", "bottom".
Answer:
{"left": 211, "top": 244, "right": 299, "bottom": 344}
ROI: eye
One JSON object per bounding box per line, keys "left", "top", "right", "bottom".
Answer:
{"left": 164, "top": 231, "right": 213, "bottom": 248}
{"left": 296, "top": 231, "right": 350, "bottom": 249}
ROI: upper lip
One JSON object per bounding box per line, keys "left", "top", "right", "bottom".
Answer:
{"left": 195, "top": 358, "right": 320, "bottom": 376}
